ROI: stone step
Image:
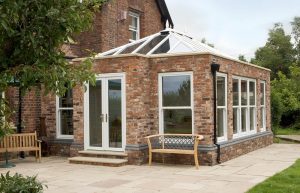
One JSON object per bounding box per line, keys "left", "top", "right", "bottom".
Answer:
{"left": 68, "top": 157, "right": 128, "bottom": 167}
{"left": 78, "top": 150, "right": 128, "bottom": 159}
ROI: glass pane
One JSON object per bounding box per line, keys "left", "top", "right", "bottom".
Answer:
{"left": 162, "top": 75, "right": 191, "bottom": 107}
{"left": 109, "top": 79, "right": 122, "bottom": 148}
{"left": 241, "top": 80, "right": 248, "bottom": 106}
{"left": 233, "top": 79, "right": 239, "bottom": 106}
{"left": 233, "top": 108, "right": 239, "bottom": 134}
{"left": 260, "top": 107, "right": 265, "bottom": 129}
{"left": 163, "top": 109, "right": 192, "bottom": 134}
{"left": 241, "top": 107, "right": 247, "bottom": 132}
{"left": 153, "top": 39, "right": 171, "bottom": 54}
{"left": 137, "top": 35, "right": 166, "bottom": 54}
{"left": 120, "top": 40, "right": 145, "bottom": 54}
{"left": 59, "top": 89, "right": 73, "bottom": 108}
{"left": 131, "top": 16, "right": 138, "bottom": 28}
{"left": 130, "top": 30, "right": 137, "bottom": 40}
{"left": 250, "top": 107, "right": 255, "bottom": 131}
{"left": 217, "top": 76, "right": 226, "bottom": 106}
{"left": 249, "top": 81, "right": 255, "bottom": 105}
{"left": 217, "top": 108, "right": 225, "bottom": 138}
{"left": 260, "top": 82, "right": 265, "bottom": 105}
{"left": 89, "top": 80, "right": 102, "bottom": 147}
{"left": 60, "top": 110, "right": 73, "bottom": 135}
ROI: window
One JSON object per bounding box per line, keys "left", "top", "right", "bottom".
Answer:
{"left": 260, "top": 81, "right": 266, "bottom": 131}
{"left": 129, "top": 12, "right": 140, "bottom": 41}
{"left": 56, "top": 89, "right": 74, "bottom": 139}
{"left": 216, "top": 73, "right": 227, "bottom": 142}
{"left": 159, "top": 72, "right": 193, "bottom": 134}
{"left": 232, "top": 77, "right": 256, "bottom": 138}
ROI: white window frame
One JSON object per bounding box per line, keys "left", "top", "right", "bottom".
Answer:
{"left": 129, "top": 11, "right": 140, "bottom": 42}
{"left": 233, "top": 76, "right": 257, "bottom": 139}
{"left": 260, "top": 81, "right": 266, "bottom": 131}
{"left": 158, "top": 72, "right": 194, "bottom": 134}
{"left": 56, "top": 91, "right": 74, "bottom": 139}
{"left": 216, "top": 73, "right": 227, "bottom": 142}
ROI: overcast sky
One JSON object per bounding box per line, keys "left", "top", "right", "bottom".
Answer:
{"left": 164, "top": 0, "right": 300, "bottom": 60}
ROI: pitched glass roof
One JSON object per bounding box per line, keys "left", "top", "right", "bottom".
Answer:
{"left": 96, "top": 29, "right": 234, "bottom": 59}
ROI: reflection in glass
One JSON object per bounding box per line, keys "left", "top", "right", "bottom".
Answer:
{"left": 163, "top": 109, "right": 192, "bottom": 134}
{"left": 137, "top": 35, "right": 166, "bottom": 54}
{"left": 241, "top": 80, "right": 247, "bottom": 105}
{"left": 217, "top": 108, "right": 225, "bottom": 137}
{"left": 217, "top": 76, "right": 226, "bottom": 106}
{"left": 241, "top": 108, "right": 247, "bottom": 132}
{"left": 260, "top": 107, "right": 265, "bottom": 129}
{"left": 120, "top": 41, "right": 145, "bottom": 54}
{"left": 162, "top": 75, "right": 191, "bottom": 107}
{"left": 109, "top": 79, "right": 122, "bottom": 148}
{"left": 89, "top": 80, "right": 102, "bottom": 147}
{"left": 59, "top": 89, "right": 73, "bottom": 108}
{"left": 233, "top": 79, "right": 239, "bottom": 106}
{"left": 260, "top": 82, "right": 265, "bottom": 105}
{"left": 249, "top": 81, "right": 255, "bottom": 105}
{"left": 233, "top": 108, "right": 239, "bottom": 134}
{"left": 59, "top": 110, "right": 73, "bottom": 135}
{"left": 250, "top": 107, "right": 255, "bottom": 131}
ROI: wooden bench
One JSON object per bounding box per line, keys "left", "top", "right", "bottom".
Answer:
{"left": 145, "top": 134, "right": 204, "bottom": 169}
{"left": 0, "top": 132, "right": 42, "bottom": 162}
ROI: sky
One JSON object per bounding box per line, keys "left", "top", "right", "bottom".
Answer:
{"left": 164, "top": 0, "right": 300, "bottom": 60}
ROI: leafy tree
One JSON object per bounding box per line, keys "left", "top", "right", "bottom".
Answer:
{"left": 291, "top": 17, "right": 300, "bottom": 65}
{"left": 0, "top": 0, "right": 107, "bottom": 137}
{"left": 238, "top": 55, "right": 248, "bottom": 62}
{"left": 253, "top": 23, "right": 295, "bottom": 79}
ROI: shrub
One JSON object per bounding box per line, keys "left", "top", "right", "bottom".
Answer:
{"left": 0, "top": 172, "right": 46, "bottom": 193}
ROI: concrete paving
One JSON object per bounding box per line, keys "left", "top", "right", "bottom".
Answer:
{"left": 1, "top": 144, "right": 300, "bottom": 193}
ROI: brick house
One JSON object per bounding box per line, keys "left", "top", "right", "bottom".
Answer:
{"left": 6, "top": 0, "right": 273, "bottom": 166}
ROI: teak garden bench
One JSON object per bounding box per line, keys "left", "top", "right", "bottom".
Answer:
{"left": 145, "top": 134, "right": 204, "bottom": 169}
{"left": 0, "top": 132, "right": 42, "bottom": 162}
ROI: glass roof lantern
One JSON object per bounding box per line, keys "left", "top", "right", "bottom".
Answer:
{"left": 97, "top": 29, "right": 233, "bottom": 59}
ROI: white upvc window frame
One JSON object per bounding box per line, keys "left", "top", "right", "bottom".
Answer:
{"left": 233, "top": 76, "right": 257, "bottom": 139}
{"left": 129, "top": 11, "right": 140, "bottom": 42}
{"left": 216, "top": 73, "right": 228, "bottom": 142}
{"left": 260, "top": 81, "right": 266, "bottom": 131}
{"left": 56, "top": 90, "right": 74, "bottom": 139}
{"left": 158, "top": 72, "right": 194, "bottom": 134}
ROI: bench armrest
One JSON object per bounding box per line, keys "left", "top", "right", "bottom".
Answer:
{"left": 36, "top": 139, "right": 42, "bottom": 143}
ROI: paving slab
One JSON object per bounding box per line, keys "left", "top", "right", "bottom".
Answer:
{"left": 1, "top": 144, "right": 300, "bottom": 193}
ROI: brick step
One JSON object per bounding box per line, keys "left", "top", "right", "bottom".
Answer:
{"left": 78, "top": 150, "right": 128, "bottom": 159}
{"left": 68, "top": 157, "right": 128, "bottom": 167}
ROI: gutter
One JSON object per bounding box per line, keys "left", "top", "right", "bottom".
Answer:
{"left": 211, "top": 62, "right": 221, "bottom": 164}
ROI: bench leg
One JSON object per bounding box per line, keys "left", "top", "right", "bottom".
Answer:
{"left": 39, "top": 149, "right": 41, "bottom": 163}
{"left": 194, "top": 153, "right": 199, "bottom": 169}
{"left": 149, "top": 152, "right": 152, "bottom": 166}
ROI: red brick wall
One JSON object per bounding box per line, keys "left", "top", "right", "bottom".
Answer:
{"left": 64, "top": 0, "right": 165, "bottom": 57}
{"left": 64, "top": 54, "right": 272, "bottom": 165}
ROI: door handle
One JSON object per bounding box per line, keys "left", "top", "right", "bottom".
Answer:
{"left": 100, "top": 114, "right": 104, "bottom": 122}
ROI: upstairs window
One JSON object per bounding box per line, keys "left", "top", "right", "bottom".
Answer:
{"left": 129, "top": 12, "right": 140, "bottom": 41}
{"left": 260, "top": 81, "right": 266, "bottom": 131}
{"left": 56, "top": 89, "right": 74, "bottom": 139}
{"left": 216, "top": 73, "right": 227, "bottom": 142}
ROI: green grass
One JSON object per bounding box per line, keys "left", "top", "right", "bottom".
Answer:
{"left": 275, "top": 127, "right": 300, "bottom": 135}
{"left": 247, "top": 159, "right": 300, "bottom": 193}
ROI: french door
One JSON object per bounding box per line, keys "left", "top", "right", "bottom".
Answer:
{"left": 84, "top": 73, "right": 125, "bottom": 151}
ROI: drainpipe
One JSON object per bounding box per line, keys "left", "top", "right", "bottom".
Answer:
{"left": 211, "top": 63, "right": 221, "bottom": 164}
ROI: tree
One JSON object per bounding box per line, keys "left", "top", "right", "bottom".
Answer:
{"left": 291, "top": 17, "right": 300, "bottom": 65}
{"left": 238, "top": 55, "right": 247, "bottom": 62}
{"left": 0, "top": 0, "right": 107, "bottom": 137}
{"left": 253, "top": 23, "right": 295, "bottom": 79}
{"left": 201, "top": 38, "right": 214, "bottom": 48}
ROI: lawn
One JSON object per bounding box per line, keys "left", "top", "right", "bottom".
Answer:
{"left": 275, "top": 127, "right": 300, "bottom": 135}
{"left": 247, "top": 159, "right": 300, "bottom": 193}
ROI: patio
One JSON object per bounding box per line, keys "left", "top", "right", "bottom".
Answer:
{"left": 1, "top": 144, "right": 300, "bottom": 193}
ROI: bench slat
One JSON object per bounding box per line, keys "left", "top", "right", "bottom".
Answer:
{"left": 151, "top": 149, "right": 194, "bottom": 155}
